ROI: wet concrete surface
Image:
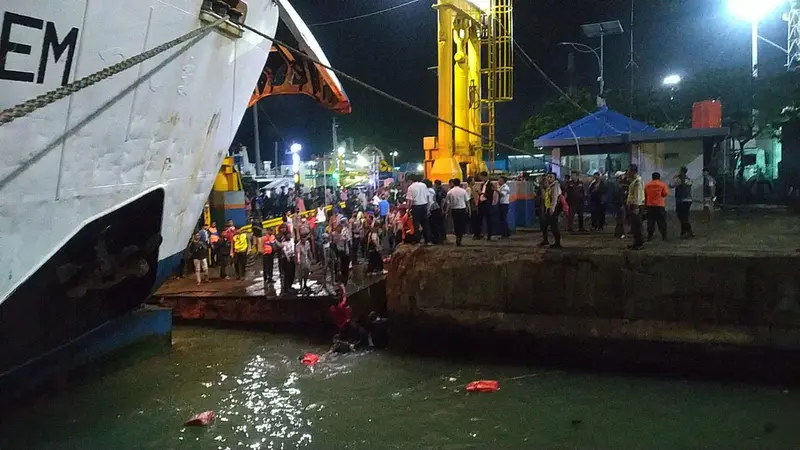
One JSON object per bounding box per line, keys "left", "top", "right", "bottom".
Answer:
{"left": 151, "top": 253, "right": 386, "bottom": 325}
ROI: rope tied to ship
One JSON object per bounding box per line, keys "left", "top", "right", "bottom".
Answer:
{"left": 0, "top": 16, "right": 229, "bottom": 126}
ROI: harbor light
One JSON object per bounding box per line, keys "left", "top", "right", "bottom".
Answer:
{"left": 662, "top": 74, "right": 682, "bottom": 86}
{"left": 337, "top": 145, "right": 346, "bottom": 156}
{"left": 728, "top": 0, "right": 784, "bottom": 21}
{"left": 290, "top": 143, "right": 302, "bottom": 153}
{"left": 291, "top": 152, "right": 300, "bottom": 174}
{"left": 416, "top": 163, "right": 424, "bottom": 172}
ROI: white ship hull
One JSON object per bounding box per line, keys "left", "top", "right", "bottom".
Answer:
{"left": 0, "top": 0, "right": 286, "bottom": 377}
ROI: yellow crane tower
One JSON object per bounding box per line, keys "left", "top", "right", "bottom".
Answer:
{"left": 425, "top": 0, "right": 514, "bottom": 182}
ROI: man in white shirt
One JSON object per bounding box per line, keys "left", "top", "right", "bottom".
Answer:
{"left": 445, "top": 178, "right": 470, "bottom": 246}
{"left": 405, "top": 173, "right": 431, "bottom": 244}
{"left": 497, "top": 176, "right": 512, "bottom": 239}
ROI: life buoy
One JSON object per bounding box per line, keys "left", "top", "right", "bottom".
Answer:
{"left": 466, "top": 380, "right": 499, "bottom": 393}
{"left": 301, "top": 353, "right": 320, "bottom": 366}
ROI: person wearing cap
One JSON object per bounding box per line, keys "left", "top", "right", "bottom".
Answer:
{"left": 670, "top": 166, "right": 695, "bottom": 238}
{"left": 626, "top": 164, "right": 645, "bottom": 250}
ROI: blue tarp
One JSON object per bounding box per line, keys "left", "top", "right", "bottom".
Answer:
{"left": 537, "top": 106, "right": 656, "bottom": 141}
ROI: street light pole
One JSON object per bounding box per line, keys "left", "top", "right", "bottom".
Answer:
{"left": 599, "top": 34, "right": 605, "bottom": 95}
{"left": 752, "top": 20, "right": 759, "bottom": 78}
{"left": 558, "top": 42, "right": 602, "bottom": 95}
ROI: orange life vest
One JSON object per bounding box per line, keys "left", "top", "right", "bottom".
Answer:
{"left": 262, "top": 235, "right": 277, "bottom": 255}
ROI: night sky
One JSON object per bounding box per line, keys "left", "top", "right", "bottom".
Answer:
{"left": 236, "top": 0, "right": 790, "bottom": 165}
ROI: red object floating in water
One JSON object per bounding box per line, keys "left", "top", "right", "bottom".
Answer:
{"left": 301, "top": 353, "right": 320, "bottom": 366}
{"left": 466, "top": 380, "right": 499, "bottom": 393}
{"left": 185, "top": 410, "right": 216, "bottom": 426}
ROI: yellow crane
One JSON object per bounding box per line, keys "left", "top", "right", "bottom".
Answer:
{"left": 425, "top": 0, "right": 514, "bottom": 182}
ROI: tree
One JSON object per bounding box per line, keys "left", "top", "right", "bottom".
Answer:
{"left": 513, "top": 89, "right": 595, "bottom": 151}
{"left": 515, "top": 68, "right": 800, "bottom": 152}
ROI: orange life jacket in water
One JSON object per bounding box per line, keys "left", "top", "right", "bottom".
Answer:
{"left": 466, "top": 380, "right": 499, "bottom": 393}
{"left": 301, "top": 353, "right": 320, "bottom": 366}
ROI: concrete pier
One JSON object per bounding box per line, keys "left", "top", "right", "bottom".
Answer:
{"left": 387, "top": 212, "right": 800, "bottom": 379}
{"left": 151, "top": 261, "right": 385, "bottom": 328}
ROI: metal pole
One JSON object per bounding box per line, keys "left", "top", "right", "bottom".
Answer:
{"left": 599, "top": 33, "right": 605, "bottom": 95}
{"left": 273, "top": 142, "right": 278, "bottom": 176}
{"left": 252, "top": 105, "right": 262, "bottom": 176}
{"left": 752, "top": 20, "right": 759, "bottom": 78}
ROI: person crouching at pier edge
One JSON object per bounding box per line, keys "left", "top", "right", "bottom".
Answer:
{"left": 232, "top": 227, "right": 249, "bottom": 280}
{"left": 261, "top": 229, "right": 278, "bottom": 285}
{"left": 189, "top": 232, "right": 210, "bottom": 285}
{"left": 538, "top": 173, "right": 563, "bottom": 249}
{"left": 445, "top": 178, "right": 470, "bottom": 246}
{"left": 626, "top": 164, "right": 646, "bottom": 250}
{"left": 644, "top": 172, "right": 669, "bottom": 242}
{"left": 277, "top": 224, "right": 297, "bottom": 293}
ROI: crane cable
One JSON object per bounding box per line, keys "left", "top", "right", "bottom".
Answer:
{"left": 241, "top": 22, "right": 562, "bottom": 167}
{"left": 308, "top": 0, "right": 423, "bottom": 27}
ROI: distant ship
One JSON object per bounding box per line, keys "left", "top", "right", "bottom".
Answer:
{"left": 0, "top": 0, "right": 348, "bottom": 384}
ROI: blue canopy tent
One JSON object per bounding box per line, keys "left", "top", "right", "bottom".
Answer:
{"left": 535, "top": 106, "right": 657, "bottom": 147}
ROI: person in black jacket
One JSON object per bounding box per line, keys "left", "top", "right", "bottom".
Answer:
{"left": 588, "top": 172, "right": 608, "bottom": 231}
{"left": 565, "top": 172, "right": 586, "bottom": 232}
{"left": 188, "top": 232, "right": 209, "bottom": 285}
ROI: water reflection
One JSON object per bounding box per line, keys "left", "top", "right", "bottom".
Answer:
{"left": 206, "top": 354, "right": 315, "bottom": 449}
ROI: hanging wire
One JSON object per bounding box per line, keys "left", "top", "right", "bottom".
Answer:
{"left": 309, "top": 0, "right": 423, "bottom": 27}
{"left": 240, "top": 22, "right": 564, "bottom": 168}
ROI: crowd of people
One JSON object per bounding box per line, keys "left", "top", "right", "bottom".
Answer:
{"left": 184, "top": 164, "right": 717, "bottom": 291}
{"left": 537, "top": 163, "right": 717, "bottom": 250}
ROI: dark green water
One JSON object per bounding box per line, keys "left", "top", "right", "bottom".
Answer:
{"left": 2, "top": 327, "right": 800, "bottom": 449}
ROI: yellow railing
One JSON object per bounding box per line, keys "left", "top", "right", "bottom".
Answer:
{"left": 238, "top": 202, "right": 346, "bottom": 234}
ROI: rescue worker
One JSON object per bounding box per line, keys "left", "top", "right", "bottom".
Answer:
{"left": 670, "top": 166, "right": 695, "bottom": 238}
{"left": 261, "top": 229, "right": 278, "bottom": 285}
{"left": 626, "top": 164, "right": 645, "bottom": 250}
{"left": 232, "top": 227, "right": 249, "bottom": 280}
{"left": 208, "top": 222, "right": 220, "bottom": 266}
{"left": 645, "top": 172, "right": 669, "bottom": 241}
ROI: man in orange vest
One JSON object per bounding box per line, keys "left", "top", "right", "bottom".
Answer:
{"left": 261, "top": 229, "right": 278, "bottom": 285}
{"left": 644, "top": 172, "right": 669, "bottom": 242}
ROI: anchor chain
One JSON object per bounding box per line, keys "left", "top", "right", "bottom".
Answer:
{"left": 0, "top": 15, "right": 228, "bottom": 126}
